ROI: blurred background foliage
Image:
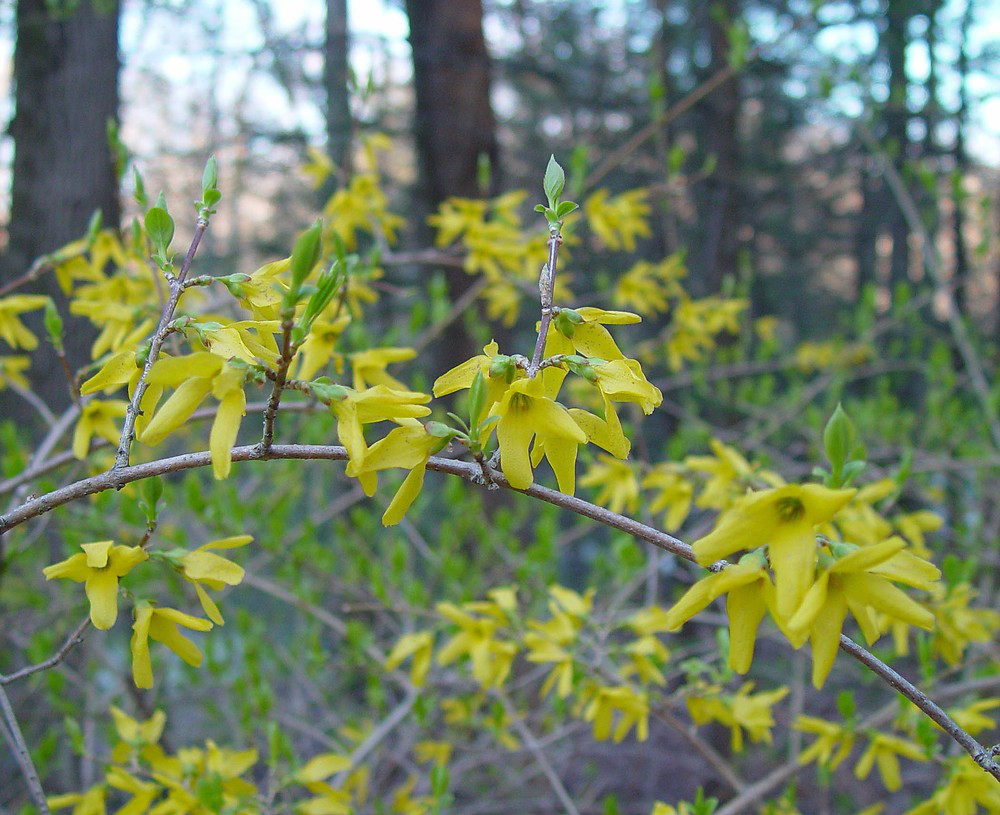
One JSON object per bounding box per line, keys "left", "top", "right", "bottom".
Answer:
{"left": 1, "top": 0, "right": 999, "bottom": 813}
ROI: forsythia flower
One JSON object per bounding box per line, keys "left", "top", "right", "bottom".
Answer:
{"left": 177, "top": 534, "right": 251, "bottom": 624}
{"left": 787, "top": 537, "right": 937, "bottom": 687}
{"left": 642, "top": 464, "right": 693, "bottom": 531}
{"left": 349, "top": 347, "right": 416, "bottom": 391}
{"left": 139, "top": 352, "right": 248, "bottom": 479}
{"left": 905, "top": 756, "right": 1000, "bottom": 814}
{"left": 0, "top": 355, "right": 31, "bottom": 389}
{"left": 685, "top": 438, "right": 783, "bottom": 510}
{"left": 43, "top": 540, "right": 148, "bottom": 629}
{"left": 294, "top": 315, "right": 350, "bottom": 380}
{"left": 794, "top": 714, "right": 855, "bottom": 769}
{"left": 436, "top": 602, "right": 518, "bottom": 690}
{"left": 664, "top": 551, "right": 772, "bottom": 674}
{"left": 384, "top": 631, "right": 434, "bottom": 688}
{"left": 346, "top": 420, "right": 444, "bottom": 525}
{"left": 853, "top": 731, "right": 927, "bottom": 792}
{"left": 580, "top": 455, "right": 640, "bottom": 514}
{"left": 581, "top": 684, "right": 650, "bottom": 743}
{"left": 584, "top": 188, "right": 651, "bottom": 251}
{"left": 692, "top": 484, "right": 856, "bottom": 619}
{"left": 72, "top": 399, "right": 128, "bottom": 459}
{"left": 492, "top": 375, "right": 587, "bottom": 491}
{"left": 130, "top": 604, "right": 213, "bottom": 689}
{"left": 0, "top": 294, "right": 48, "bottom": 349}
{"left": 686, "top": 682, "right": 789, "bottom": 753}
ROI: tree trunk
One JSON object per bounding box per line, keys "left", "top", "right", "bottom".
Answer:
{"left": 884, "top": 0, "right": 911, "bottom": 290}
{"left": 2, "top": 0, "right": 120, "bottom": 418}
{"left": 325, "top": 0, "right": 352, "bottom": 174}
{"left": 405, "top": 0, "right": 499, "bottom": 366}
{"left": 4, "top": 0, "right": 121, "bottom": 281}
{"left": 953, "top": 0, "right": 972, "bottom": 317}
{"left": 700, "top": 0, "right": 741, "bottom": 296}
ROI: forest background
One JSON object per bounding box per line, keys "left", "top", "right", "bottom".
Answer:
{"left": 1, "top": 1, "right": 1000, "bottom": 814}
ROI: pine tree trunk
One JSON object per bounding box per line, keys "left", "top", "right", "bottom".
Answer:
{"left": 4, "top": 0, "right": 121, "bottom": 281}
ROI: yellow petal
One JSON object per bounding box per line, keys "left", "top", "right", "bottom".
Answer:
{"left": 382, "top": 464, "right": 427, "bottom": 526}
{"left": 131, "top": 606, "right": 154, "bottom": 689}
{"left": 82, "top": 540, "right": 114, "bottom": 568}
{"left": 209, "top": 388, "right": 246, "bottom": 479}
{"left": 85, "top": 570, "right": 121, "bottom": 629}
{"left": 140, "top": 378, "right": 214, "bottom": 445}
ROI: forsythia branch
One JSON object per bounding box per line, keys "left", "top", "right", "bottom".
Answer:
{"left": 1, "top": 442, "right": 998, "bottom": 781}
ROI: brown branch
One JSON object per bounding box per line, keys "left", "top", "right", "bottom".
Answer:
{"left": 0, "top": 444, "right": 996, "bottom": 781}
{"left": 0, "top": 684, "right": 50, "bottom": 812}
{"left": 0, "top": 617, "right": 90, "bottom": 685}
{"left": 259, "top": 318, "right": 296, "bottom": 452}
{"left": 528, "top": 222, "right": 563, "bottom": 378}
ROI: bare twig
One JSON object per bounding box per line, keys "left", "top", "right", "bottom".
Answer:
{"left": 0, "top": 617, "right": 90, "bottom": 685}
{"left": 528, "top": 222, "right": 562, "bottom": 378}
{"left": 497, "top": 689, "right": 581, "bottom": 815}
{"left": 114, "top": 218, "right": 209, "bottom": 469}
{"left": 0, "top": 684, "right": 50, "bottom": 813}
{"left": 260, "top": 318, "right": 296, "bottom": 452}
{"left": 858, "top": 125, "right": 1000, "bottom": 452}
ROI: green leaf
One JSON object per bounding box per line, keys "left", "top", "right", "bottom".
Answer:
{"left": 44, "top": 300, "right": 63, "bottom": 345}
{"left": 195, "top": 773, "right": 225, "bottom": 814}
{"left": 823, "top": 403, "right": 854, "bottom": 480}
{"left": 289, "top": 220, "right": 324, "bottom": 294}
{"left": 555, "top": 200, "right": 578, "bottom": 218}
{"left": 85, "top": 210, "right": 103, "bottom": 245}
{"left": 425, "top": 421, "right": 459, "bottom": 439}
{"left": 836, "top": 690, "right": 856, "bottom": 720}
{"left": 468, "top": 369, "right": 487, "bottom": 426}
{"left": 202, "top": 155, "right": 218, "bottom": 194}
{"left": 133, "top": 168, "right": 147, "bottom": 209}
{"left": 144, "top": 206, "right": 174, "bottom": 254}
{"left": 140, "top": 476, "right": 163, "bottom": 518}
{"left": 543, "top": 154, "right": 565, "bottom": 208}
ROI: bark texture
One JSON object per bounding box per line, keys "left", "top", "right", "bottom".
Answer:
{"left": 5, "top": 0, "right": 121, "bottom": 280}
{"left": 405, "top": 0, "right": 499, "bottom": 365}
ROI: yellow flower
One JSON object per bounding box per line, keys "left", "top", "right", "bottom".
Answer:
{"left": 692, "top": 484, "right": 856, "bottom": 620}
{"left": 436, "top": 602, "right": 517, "bottom": 690}
{"left": 47, "top": 786, "right": 106, "bottom": 815}
{"left": 384, "top": 631, "right": 434, "bottom": 688}
{"left": 130, "top": 604, "right": 213, "bottom": 689}
{"left": 0, "top": 355, "right": 31, "bottom": 389}
{"left": 580, "top": 454, "right": 639, "bottom": 514}
{"left": 492, "top": 375, "right": 587, "bottom": 491}
{"left": 0, "top": 294, "right": 48, "bottom": 349}
{"left": 302, "top": 145, "right": 335, "bottom": 189}
{"left": 904, "top": 756, "right": 1000, "bottom": 814}
{"left": 686, "top": 682, "right": 788, "bottom": 753}
{"left": 432, "top": 340, "right": 514, "bottom": 411}
{"left": 106, "top": 767, "right": 160, "bottom": 815}
{"left": 72, "top": 399, "right": 128, "bottom": 459}
{"left": 787, "top": 537, "right": 937, "bottom": 687}
{"left": 138, "top": 352, "right": 248, "bottom": 479}
{"left": 948, "top": 697, "right": 1000, "bottom": 736}
{"left": 349, "top": 346, "right": 416, "bottom": 391}
{"left": 330, "top": 386, "right": 432, "bottom": 487}
{"left": 295, "top": 315, "right": 350, "bottom": 380}
{"left": 794, "top": 714, "right": 855, "bottom": 769}
{"left": 581, "top": 684, "right": 649, "bottom": 742}
{"left": 685, "top": 438, "right": 783, "bottom": 510}
{"left": 664, "top": 551, "right": 772, "bottom": 674}
{"left": 346, "top": 421, "right": 444, "bottom": 525}
{"left": 591, "top": 358, "right": 662, "bottom": 414}
{"left": 80, "top": 350, "right": 161, "bottom": 437}
{"left": 43, "top": 540, "right": 148, "bottom": 629}
{"left": 110, "top": 705, "right": 166, "bottom": 762}
{"left": 853, "top": 731, "right": 927, "bottom": 792}
{"left": 584, "top": 188, "right": 651, "bottom": 251}
{"left": 178, "top": 534, "right": 251, "bottom": 624}
{"left": 642, "top": 464, "right": 693, "bottom": 531}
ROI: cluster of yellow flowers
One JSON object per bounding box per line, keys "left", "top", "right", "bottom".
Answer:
{"left": 43, "top": 536, "right": 249, "bottom": 688}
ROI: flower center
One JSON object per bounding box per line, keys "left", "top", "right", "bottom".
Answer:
{"left": 775, "top": 496, "right": 805, "bottom": 522}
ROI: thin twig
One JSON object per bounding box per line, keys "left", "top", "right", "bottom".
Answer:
{"left": 0, "top": 617, "right": 90, "bottom": 685}
{"left": 114, "top": 218, "right": 209, "bottom": 469}
{"left": 497, "top": 689, "right": 581, "bottom": 815}
{"left": 528, "top": 223, "right": 562, "bottom": 378}
{"left": 858, "top": 125, "right": 1000, "bottom": 452}
{"left": 651, "top": 705, "right": 747, "bottom": 794}
{"left": 0, "top": 684, "right": 50, "bottom": 812}
{"left": 259, "top": 318, "right": 296, "bottom": 452}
